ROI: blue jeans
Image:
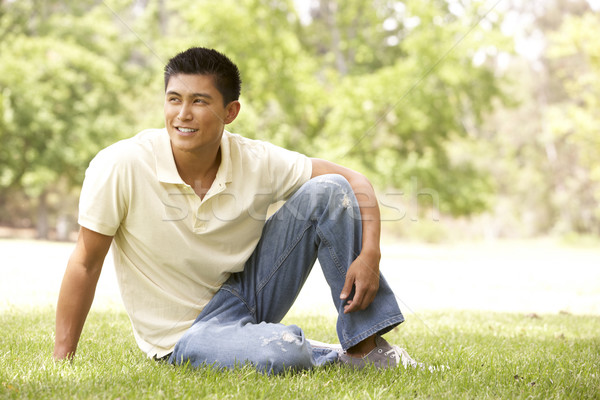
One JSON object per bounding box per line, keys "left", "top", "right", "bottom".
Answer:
{"left": 168, "top": 174, "right": 404, "bottom": 374}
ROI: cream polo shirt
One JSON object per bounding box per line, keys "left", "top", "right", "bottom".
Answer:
{"left": 78, "top": 128, "right": 312, "bottom": 358}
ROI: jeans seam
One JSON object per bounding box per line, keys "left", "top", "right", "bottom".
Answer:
{"left": 255, "top": 221, "right": 314, "bottom": 297}
{"left": 219, "top": 284, "right": 257, "bottom": 320}
{"left": 315, "top": 224, "right": 346, "bottom": 278}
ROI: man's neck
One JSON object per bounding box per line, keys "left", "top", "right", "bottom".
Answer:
{"left": 171, "top": 144, "right": 221, "bottom": 200}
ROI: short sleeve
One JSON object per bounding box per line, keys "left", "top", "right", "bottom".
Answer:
{"left": 265, "top": 142, "right": 312, "bottom": 202}
{"left": 78, "top": 146, "right": 129, "bottom": 236}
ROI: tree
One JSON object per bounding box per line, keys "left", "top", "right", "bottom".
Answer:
{"left": 301, "top": 0, "right": 508, "bottom": 216}
{"left": 476, "top": 0, "right": 599, "bottom": 237}
{"left": 544, "top": 11, "right": 600, "bottom": 234}
{"left": 0, "top": 0, "right": 513, "bottom": 239}
{"left": 0, "top": 0, "right": 142, "bottom": 238}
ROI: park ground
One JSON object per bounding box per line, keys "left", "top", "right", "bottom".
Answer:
{"left": 1, "top": 237, "right": 599, "bottom": 399}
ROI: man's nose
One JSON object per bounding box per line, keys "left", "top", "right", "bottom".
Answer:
{"left": 177, "top": 103, "right": 192, "bottom": 121}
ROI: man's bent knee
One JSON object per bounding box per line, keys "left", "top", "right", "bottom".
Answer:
{"left": 306, "top": 174, "right": 351, "bottom": 193}
{"left": 251, "top": 324, "right": 314, "bottom": 374}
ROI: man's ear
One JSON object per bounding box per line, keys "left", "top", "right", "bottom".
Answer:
{"left": 224, "top": 101, "right": 241, "bottom": 124}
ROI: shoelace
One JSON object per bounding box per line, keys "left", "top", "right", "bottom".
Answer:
{"left": 384, "top": 345, "right": 419, "bottom": 368}
{"left": 388, "top": 346, "right": 450, "bottom": 371}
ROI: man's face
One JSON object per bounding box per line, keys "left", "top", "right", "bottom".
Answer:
{"left": 164, "top": 73, "right": 237, "bottom": 157}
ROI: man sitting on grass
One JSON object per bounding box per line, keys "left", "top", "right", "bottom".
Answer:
{"left": 53, "top": 47, "right": 417, "bottom": 374}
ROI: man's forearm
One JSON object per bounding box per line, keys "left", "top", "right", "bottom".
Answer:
{"left": 53, "top": 261, "right": 101, "bottom": 360}
{"left": 349, "top": 174, "right": 382, "bottom": 266}
{"left": 337, "top": 172, "right": 382, "bottom": 312}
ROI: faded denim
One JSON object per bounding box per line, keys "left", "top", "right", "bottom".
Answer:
{"left": 169, "top": 174, "right": 404, "bottom": 374}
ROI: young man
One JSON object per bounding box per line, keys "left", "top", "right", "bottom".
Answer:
{"left": 53, "top": 47, "right": 415, "bottom": 374}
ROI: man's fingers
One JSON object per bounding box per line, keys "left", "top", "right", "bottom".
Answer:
{"left": 340, "top": 273, "right": 354, "bottom": 300}
{"left": 341, "top": 254, "right": 381, "bottom": 312}
{"left": 343, "top": 282, "right": 367, "bottom": 313}
{"left": 344, "top": 282, "right": 379, "bottom": 313}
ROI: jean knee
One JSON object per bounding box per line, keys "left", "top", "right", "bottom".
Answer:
{"left": 256, "top": 325, "right": 314, "bottom": 374}
{"left": 170, "top": 322, "right": 314, "bottom": 374}
{"left": 310, "top": 174, "right": 351, "bottom": 194}
{"left": 306, "top": 174, "right": 356, "bottom": 207}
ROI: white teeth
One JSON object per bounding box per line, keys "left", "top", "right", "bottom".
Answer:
{"left": 178, "top": 127, "right": 197, "bottom": 133}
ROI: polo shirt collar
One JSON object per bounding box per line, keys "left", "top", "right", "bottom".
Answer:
{"left": 215, "top": 130, "right": 233, "bottom": 184}
{"left": 154, "top": 128, "right": 232, "bottom": 185}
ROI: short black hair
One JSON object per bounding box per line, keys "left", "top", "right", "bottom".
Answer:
{"left": 164, "top": 47, "right": 241, "bottom": 106}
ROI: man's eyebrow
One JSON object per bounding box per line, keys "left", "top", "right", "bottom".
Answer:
{"left": 165, "top": 90, "right": 213, "bottom": 99}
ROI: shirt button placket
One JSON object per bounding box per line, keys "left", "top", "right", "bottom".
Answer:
{"left": 194, "top": 198, "right": 208, "bottom": 233}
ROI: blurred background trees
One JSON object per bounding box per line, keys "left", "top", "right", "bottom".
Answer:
{"left": 477, "top": 0, "right": 600, "bottom": 239}
{"left": 0, "top": 0, "right": 598, "bottom": 241}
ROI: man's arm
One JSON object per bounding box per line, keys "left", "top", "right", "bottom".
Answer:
{"left": 310, "top": 158, "right": 382, "bottom": 314}
{"left": 53, "top": 227, "right": 113, "bottom": 360}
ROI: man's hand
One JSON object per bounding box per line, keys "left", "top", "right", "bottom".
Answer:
{"left": 340, "top": 249, "right": 381, "bottom": 313}
{"left": 53, "top": 348, "right": 75, "bottom": 362}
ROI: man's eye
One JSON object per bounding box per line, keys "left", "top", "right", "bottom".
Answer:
{"left": 194, "top": 99, "right": 206, "bottom": 104}
{"left": 168, "top": 97, "right": 180, "bottom": 102}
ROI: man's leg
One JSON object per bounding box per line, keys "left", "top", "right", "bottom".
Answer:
{"left": 170, "top": 174, "right": 404, "bottom": 372}
{"left": 169, "top": 314, "right": 318, "bottom": 374}
{"left": 239, "top": 174, "right": 404, "bottom": 348}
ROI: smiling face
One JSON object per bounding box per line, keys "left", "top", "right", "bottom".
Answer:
{"left": 164, "top": 73, "right": 240, "bottom": 159}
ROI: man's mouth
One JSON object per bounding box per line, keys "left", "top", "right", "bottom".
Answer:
{"left": 176, "top": 127, "right": 198, "bottom": 133}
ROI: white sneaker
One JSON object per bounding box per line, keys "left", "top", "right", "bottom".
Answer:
{"left": 311, "top": 336, "right": 448, "bottom": 371}
{"left": 339, "top": 336, "right": 419, "bottom": 370}
{"left": 391, "top": 345, "right": 420, "bottom": 369}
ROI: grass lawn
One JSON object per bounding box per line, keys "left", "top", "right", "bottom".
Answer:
{"left": 1, "top": 307, "right": 598, "bottom": 399}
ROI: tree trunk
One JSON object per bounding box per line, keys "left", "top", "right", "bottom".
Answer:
{"left": 158, "top": 0, "right": 168, "bottom": 35}
{"left": 320, "top": 0, "right": 347, "bottom": 75}
{"left": 36, "top": 190, "right": 49, "bottom": 240}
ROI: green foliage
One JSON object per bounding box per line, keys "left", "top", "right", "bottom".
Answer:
{"left": 477, "top": 2, "right": 600, "bottom": 237}
{"left": 1, "top": 308, "right": 599, "bottom": 399}
{"left": 544, "top": 12, "right": 600, "bottom": 234}
{"left": 0, "top": 0, "right": 524, "bottom": 234}
{"left": 0, "top": 0, "right": 156, "bottom": 232}
{"left": 305, "top": 0, "right": 506, "bottom": 215}
{"left": 0, "top": 35, "right": 129, "bottom": 191}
